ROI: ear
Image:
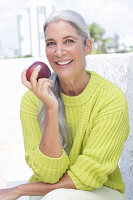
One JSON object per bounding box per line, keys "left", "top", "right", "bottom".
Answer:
{"left": 85, "top": 38, "right": 92, "bottom": 55}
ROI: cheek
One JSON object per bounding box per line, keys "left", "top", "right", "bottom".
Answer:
{"left": 74, "top": 47, "right": 85, "bottom": 62}
{"left": 69, "top": 46, "right": 81, "bottom": 59}
{"left": 45, "top": 49, "right": 53, "bottom": 62}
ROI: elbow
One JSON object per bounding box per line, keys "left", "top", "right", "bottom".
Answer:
{"left": 26, "top": 156, "right": 68, "bottom": 183}
{"left": 33, "top": 168, "right": 66, "bottom": 184}
{"left": 25, "top": 148, "right": 69, "bottom": 183}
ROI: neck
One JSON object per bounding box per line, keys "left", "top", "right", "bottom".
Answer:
{"left": 59, "top": 71, "right": 90, "bottom": 96}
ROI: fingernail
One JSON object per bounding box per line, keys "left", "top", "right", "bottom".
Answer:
{"left": 37, "top": 65, "right": 41, "bottom": 69}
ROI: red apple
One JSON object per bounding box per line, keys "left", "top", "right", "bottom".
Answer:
{"left": 26, "top": 61, "right": 51, "bottom": 81}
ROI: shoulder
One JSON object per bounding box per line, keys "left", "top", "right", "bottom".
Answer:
{"left": 20, "top": 90, "right": 41, "bottom": 115}
{"left": 88, "top": 71, "right": 128, "bottom": 112}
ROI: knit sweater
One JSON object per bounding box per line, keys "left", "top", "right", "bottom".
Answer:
{"left": 20, "top": 71, "right": 129, "bottom": 194}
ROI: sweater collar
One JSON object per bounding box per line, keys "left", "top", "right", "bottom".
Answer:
{"left": 61, "top": 71, "right": 99, "bottom": 106}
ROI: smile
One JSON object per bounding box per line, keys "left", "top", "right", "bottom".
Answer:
{"left": 56, "top": 60, "right": 73, "bottom": 66}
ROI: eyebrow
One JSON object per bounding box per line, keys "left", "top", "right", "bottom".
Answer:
{"left": 45, "top": 35, "right": 77, "bottom": 42}
{"left": 63, "top": 36, "right": 77, "bottom": 40}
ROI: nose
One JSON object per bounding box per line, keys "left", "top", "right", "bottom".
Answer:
{"left": 55, "top": 44, "right": 65, "bottom": 57}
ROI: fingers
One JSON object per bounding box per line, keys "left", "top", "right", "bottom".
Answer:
{"left": 21, "top": 69, "right": 31, "bottom": 89}
{"left": 37, "top": 78, "right": 53, "bottom": 87}
{"left": 36, "top": 78, "right": 53, "bottom": 94}
{"left": 30, "top": 65, "right": 41, "bottom": 89}
{"left": 21, "top": 65, "right": 41, "bottom": 90}
{"left": 36, "top": 79, "right": 55, "bottom": 106}
{"left": 21, "top": 66, "right": 53, "bottom": 93}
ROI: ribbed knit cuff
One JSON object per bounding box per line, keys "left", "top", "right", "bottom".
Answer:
{"left": 26, "top": 147, "right": 69, "bottom": 183}
{"left": 67, "top": 170, "right": 93, "bottom": 191}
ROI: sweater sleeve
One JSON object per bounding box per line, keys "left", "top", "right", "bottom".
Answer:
{"left": 20, "top": 90, "right": 69, "bottom": 183}
{"left": 67, "top": 90, "right": 129, "bottom": 191}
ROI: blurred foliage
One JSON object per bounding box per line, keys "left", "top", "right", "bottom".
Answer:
{"left": 88, "top": 23, "right": 133, "bottom": 54}
{"left": 88, "top": 23, "right": 114, "bottom": 54}
{"left": 17, "top": 54, "right": 33, "bottom": 58}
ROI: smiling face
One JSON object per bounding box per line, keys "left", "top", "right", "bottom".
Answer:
{"left": 45, "top": 20, "right": 91, "bottom": 82}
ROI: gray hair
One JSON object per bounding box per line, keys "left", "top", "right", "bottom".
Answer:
{"left": 38, "top": 10, "right": 90, "bottom": 154}
{"left": 37, "top": 72, "right": 73, "bottom": 155}
{"left": 44, "top": 9, "right": 90, "bottom": 45}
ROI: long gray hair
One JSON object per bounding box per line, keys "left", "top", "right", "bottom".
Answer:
{"left": 38, "top": 10, "right": 90, "bottom": 155}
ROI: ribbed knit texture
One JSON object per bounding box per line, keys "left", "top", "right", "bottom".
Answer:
{"left": 20, "top": 71, "right": 129, "bottom": 193}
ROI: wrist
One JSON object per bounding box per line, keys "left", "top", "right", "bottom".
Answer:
{"left": 12, "top": 186, "right": 23, "bottom": 198}
{"left": 45, "top": 106, "right": 58, "bottom": 114}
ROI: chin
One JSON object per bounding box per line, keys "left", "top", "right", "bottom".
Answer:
{"left": 52, "top": 63, "right": 76, "bottom": 81}
{"left": 58, "top": 72, "right": 68, "bottom": 80}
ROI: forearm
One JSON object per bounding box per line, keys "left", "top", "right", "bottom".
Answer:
{"left": 15, "top": 173, "right": 75, "bottom": 197}
{"left": 39, "top": 108, "right": 63, "bottom": 158}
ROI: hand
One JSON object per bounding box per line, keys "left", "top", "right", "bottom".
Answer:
{"left": 0, "top": 188, "right": 20, "bottom": 200}
{"left": 21, "top": 66, "right": 58, "bottom": 111}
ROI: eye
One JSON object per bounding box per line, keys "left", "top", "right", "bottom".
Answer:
{"left": 65, "top": 39, "right": 74, "bottom": 43}
{"left": 46, "top": 41, "right": 56, "bottom": 47}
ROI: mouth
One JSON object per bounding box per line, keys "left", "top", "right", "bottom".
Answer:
{"left": 55, "top": 60, "right": 73, "bottom": 67}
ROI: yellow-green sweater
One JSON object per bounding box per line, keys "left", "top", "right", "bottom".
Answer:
{"left": 20, "top": 71, "right": 129, "bottom": 194}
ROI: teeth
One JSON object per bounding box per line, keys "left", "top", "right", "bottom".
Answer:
{"left": 57, "top": 60, "right": 72, "bottom": 65}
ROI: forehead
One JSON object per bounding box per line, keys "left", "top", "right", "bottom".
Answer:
{"left": 45, "top": 20, "right": 79, "bottom": 39}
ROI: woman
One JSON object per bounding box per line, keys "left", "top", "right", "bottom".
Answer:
{"left": 0, "top": 10, "right": 129, "bottom": 200}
